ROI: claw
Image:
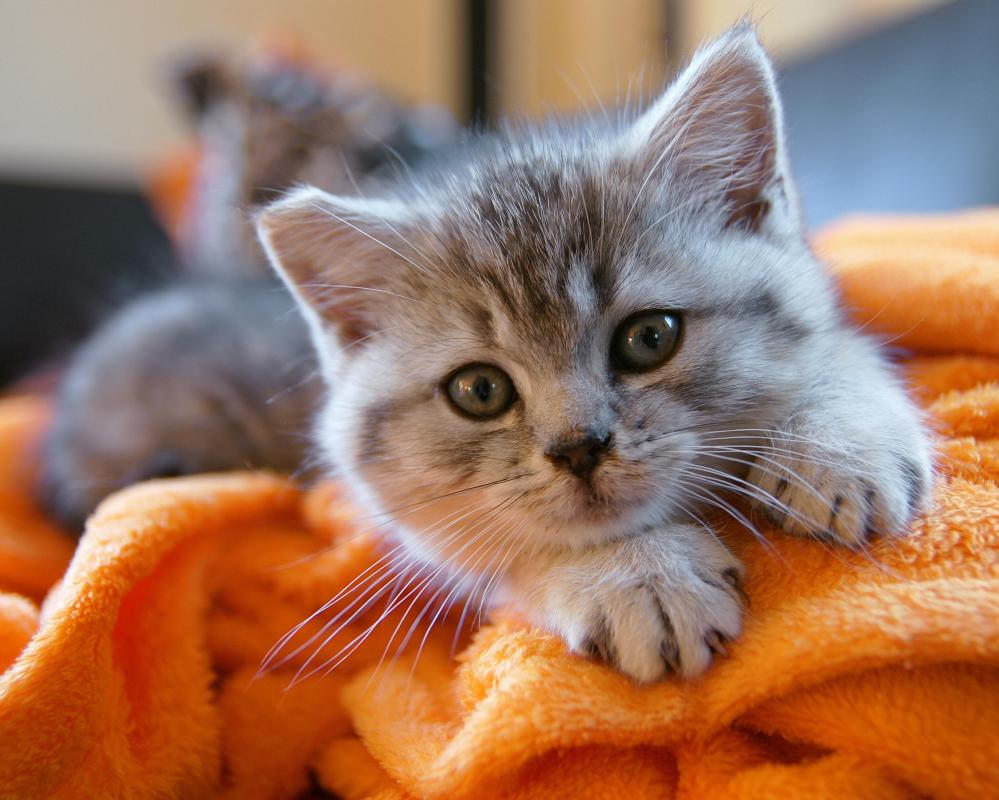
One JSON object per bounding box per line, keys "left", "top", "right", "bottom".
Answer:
{"left": 705, "top": 628, "right": 729, "bottom": 657}
{"left": 652, "top": 592, "right": 682, "bottom": 673}
{"left": 581, "top": 615, "right": 615, "bottom": 665}
{"left": 659, "top": 639, "right": 681, "bottom": 674}
{"left": 723, "top": 567, "right": 750, "bottom": 608}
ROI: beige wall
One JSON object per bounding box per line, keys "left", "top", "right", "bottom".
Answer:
{"left": 496, "top": 0, "right": 667, "bottom": 118}
{"left": 0, "top": 0, "right": 952, "bottom": 185}
{"left": 0, "top": 0, "right": 462, "bottom": 186}
{"left": 675, "top": 0, "right": 952, "bottom": 61}
{"left": 494, "top": 0, "right": 952, "bottom": 117}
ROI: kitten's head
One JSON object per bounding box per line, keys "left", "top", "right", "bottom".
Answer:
{"left": 175, "top": 52, "right": 455, "bottom": 275}
{"left": 257, "top": 28, "right": 837, "bottom": 557}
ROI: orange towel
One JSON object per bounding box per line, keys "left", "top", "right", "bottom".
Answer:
{"left": 2, "top": 210, "right": 999, "bottom": 799}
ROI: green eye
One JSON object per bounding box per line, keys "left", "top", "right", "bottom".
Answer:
{"left": 445, "top": 364, "right": 516, "bottom": 419}
{"left": 611, "top": 310, "right": 682, "bottom": 372}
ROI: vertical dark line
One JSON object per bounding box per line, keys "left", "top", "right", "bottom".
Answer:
{"left": 466, "top": 0, "right": 493, "bottom": 126}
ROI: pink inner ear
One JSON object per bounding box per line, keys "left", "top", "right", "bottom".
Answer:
{"left": 708, "top": 63, "right": 778, "bottom": 233}
{"left": 312, "top": 287, "right": 375, "bottom": 347}
{"left": 258, "top": 190, "right": 403, "bottom": 348}
{"left": 637, "top": 32, "right": 784, "bottom": 233}
{"left": 725, "top": 195, "right": 771, "bottom": 233}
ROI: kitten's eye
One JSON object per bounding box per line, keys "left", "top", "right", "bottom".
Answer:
{"left": 445, "top": 364, "right": 516, "bottom": 419}
{"left": 611, "top": 310, "right": 682, "bottom": 372}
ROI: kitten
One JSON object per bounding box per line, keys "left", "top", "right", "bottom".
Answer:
{"left": 42, "top": 282, "right": 319, "bottom": 530}
{"left": 257, "top": 26, "right": 932, "bottom": 682}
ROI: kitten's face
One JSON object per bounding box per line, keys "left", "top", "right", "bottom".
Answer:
{"left": 259, "top": 31, "right": 837, "bottom": 559}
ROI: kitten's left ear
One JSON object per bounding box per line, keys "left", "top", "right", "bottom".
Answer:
{"left": 628, "top": 25, "right": 800, "bottom": 235}
{"left": 256, "top": 187, "right": 418, "bottom": 372}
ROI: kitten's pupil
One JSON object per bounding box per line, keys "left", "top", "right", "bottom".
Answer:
{"left": 473, "top": 376, "right": 491, "bottom": 403}
{"left": 639, "top": 326, "right": 660, "bottom": 351}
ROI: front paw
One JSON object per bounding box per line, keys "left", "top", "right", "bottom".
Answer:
{"left": 746, "top": 424, "right": 932, "bottom": 547}
{"left": 522, "top": 529, "right": 745, "bottom": 682}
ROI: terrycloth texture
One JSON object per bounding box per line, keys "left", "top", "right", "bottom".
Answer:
{"left": 2, "top": 210, "right": 999, "bottom": 799}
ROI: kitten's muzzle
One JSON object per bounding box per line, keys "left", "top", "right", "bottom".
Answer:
{"left": 546, "top": 431, "right": 613, "bottom": 479}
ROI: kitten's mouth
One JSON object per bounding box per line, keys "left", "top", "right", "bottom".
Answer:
{"left": 566, "top": 478, "right": 626, "bottom": 519}
{"left": 553, "top": 461, "right": 668, "bottom": 526}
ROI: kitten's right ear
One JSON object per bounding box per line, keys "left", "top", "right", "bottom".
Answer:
{"left": 256, "top": 186, "right": 412, "bottom": 352}
{"left": 627, "top": 25, "right": 800, "bottom": 236}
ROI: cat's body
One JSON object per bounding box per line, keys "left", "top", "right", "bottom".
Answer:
{"left": 257, "top": 28, "right": 932, "bottom": 681}
{"left": 43, "top": 281, "right": 320, "bottom": 529}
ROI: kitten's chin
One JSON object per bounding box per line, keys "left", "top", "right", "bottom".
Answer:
{"left": 545, "top": 492, "right": 672, "bottom": 550}
{"left": 559, "top": 474, "right": 667, "bottom": 524}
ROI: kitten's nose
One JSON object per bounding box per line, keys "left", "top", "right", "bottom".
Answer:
{"left": 546, "top": 431, "right": 613, "bottom": 478}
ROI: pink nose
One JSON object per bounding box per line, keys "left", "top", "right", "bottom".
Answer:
{"left": 545, "top": 432, "right": 612, "bottom": 478}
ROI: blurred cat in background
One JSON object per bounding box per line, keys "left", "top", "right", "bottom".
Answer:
{"left": 173, "top": 50, "right": 455, "bottom": 276}
{"left": 41, "top": 51, "right": 456, "bottom": 529}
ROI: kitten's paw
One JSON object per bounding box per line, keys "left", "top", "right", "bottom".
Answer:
{"left": 574, "top": 564, "right": 745, "bottom": 682}
{"left": 524, "top": 529, "right": 746, "bottom": 682}
{"left": 747, "top": 426, "right": 932, "bottom": 547}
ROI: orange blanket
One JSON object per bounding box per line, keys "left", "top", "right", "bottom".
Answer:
{"left": 2, "top": 210, "right": 999, "bottom": 799}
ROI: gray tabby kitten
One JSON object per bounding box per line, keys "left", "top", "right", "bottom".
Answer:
{"left": 257, "top": 27, "right": 932, "bottom": 682}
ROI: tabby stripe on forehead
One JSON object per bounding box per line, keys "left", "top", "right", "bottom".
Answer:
{"left": 480, "top": 272, "right": 520, "bottom": 327}
{"left": 470, "top": 304, "right": 495, "bottom": 344}
{"left": 579, "top": 175, "right": 615, "bottom": 312}
{"left": 589, "top": 257, "right": 614, "bottom": 313}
